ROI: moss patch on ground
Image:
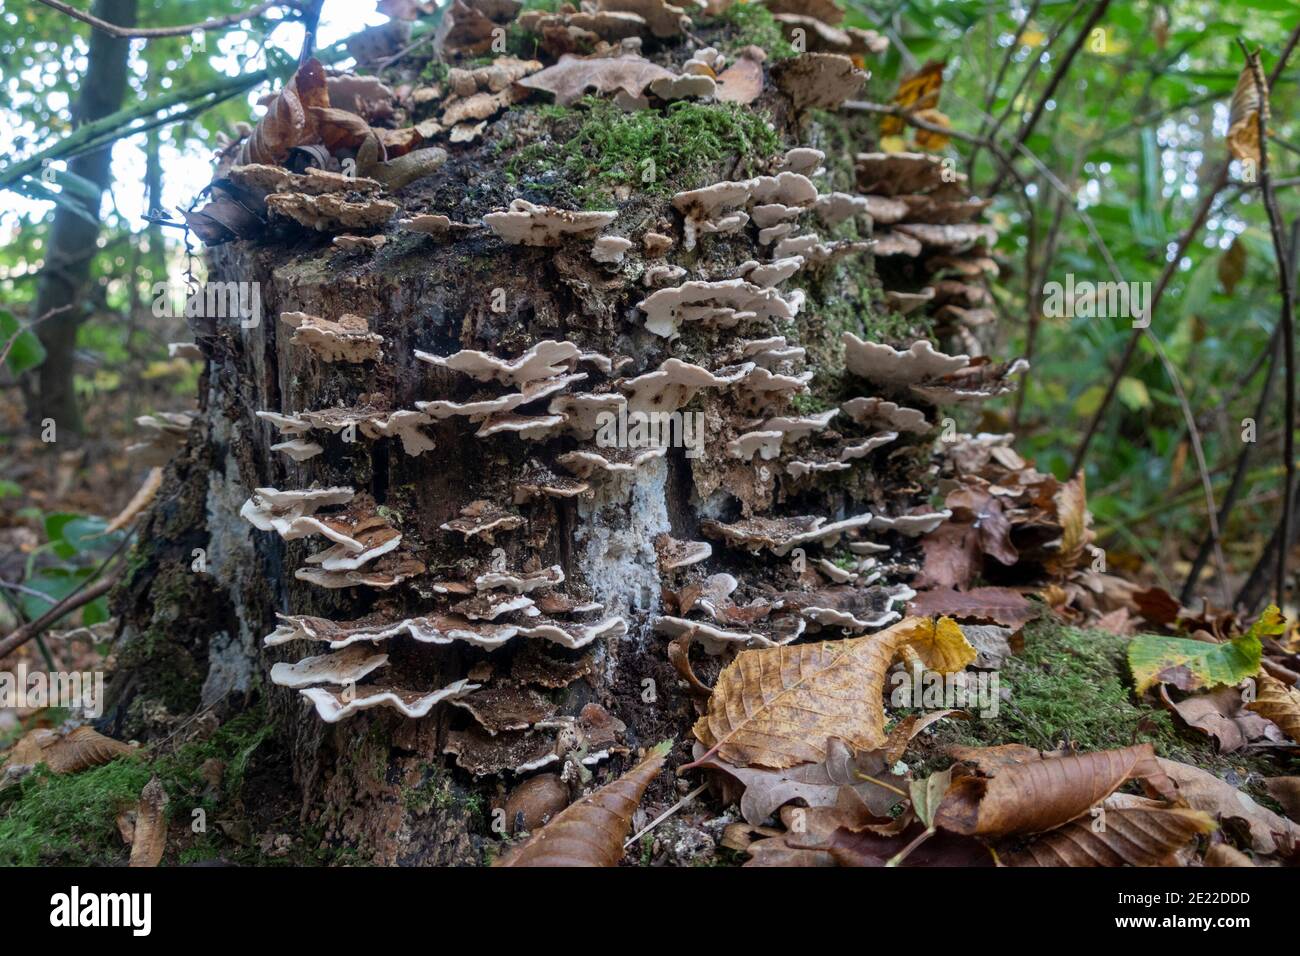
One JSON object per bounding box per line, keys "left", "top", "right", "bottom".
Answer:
{"left": 908, "top": 617, "right": 1292, "bottom": 796}
{"left": 0, "top": 704, "right": 292, "bottom": 866}
{"left": 507, "top": 97, "right": 780, "bottom": 207}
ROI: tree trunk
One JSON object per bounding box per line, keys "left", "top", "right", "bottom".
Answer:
{"left": 108, "top": 25, "right": 998, "bottom": 865}
{"left": 27, "top": 0, "right": 137, "bottom": 436}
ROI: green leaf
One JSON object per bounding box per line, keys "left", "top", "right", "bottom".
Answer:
{"left": 0, "top": 310, "right": 47, "bottom": 375}
{"left": 1117, "top": 376, "right": 1151, "bottom": 411}
{"left": 1126, "top": 606, "right": 1275, "bottom": 695}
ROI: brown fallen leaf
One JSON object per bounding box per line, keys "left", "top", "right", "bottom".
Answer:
{"left": 935, "top": 744, "right": 1173, "bottom": 838}
{"left": 128, "top": 777, "right": 168, "bottom": 868}
{"left": 1003, "top": 798, "right": 1215, "bottom": 866}
{"left": 1156, "top": 757, "right": 1299, "bottom": 856}
{"left": 715, "top": 54, "right": 764, "bottom": 104}
{"left": 1264, "top": 777, "right": 1300, "bottom": 822}
{"left": 1204, "top": 843, "right": 1255, "bottom": 866}
{"left": 8, "top": 726, "right": 136, "bottom": 774}
{"left": 1246, "top": 673, "right": 1300, "bottom": 742}
{"left": 825, "top": 820, "right": 996, "bottom": 867}
{"left": 1160, "top": 685, "right": 1282, "bottom": 753}
{"left": 237, "top": 58, "right": 330, "bottom": 166}
{"left": 689, "top": 618, "right": 916, "bottom": 770}
{"left": 693, "top": 737, "right": 908, "bottom": 825}
{"left": 914, "top": 522, "right": 980, "bottom": 590}
{"left": 908, "top": 586, "right": 1038, "bottom": 629}
{"left": 495, "top": 742, "right": 669, "bottom": 866}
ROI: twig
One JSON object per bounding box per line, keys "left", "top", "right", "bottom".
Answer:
{"left": 623, "top": 783, "right": 707, "bottom": 850}
{"left": 1242, "top": 40, "right": 1298, "bottom": 607}
{"left": 35, "top": 0, "right": 295, "bottom": 39}
{"left": 0, "top": 572, "right": 119, "bottom": 661}
{"left": 989, "top": 0, "right": 1113, "bottom": 193}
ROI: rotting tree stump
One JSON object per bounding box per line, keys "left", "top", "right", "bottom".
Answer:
{"left": 107, "top": 10, "right": 1009, "bottom": 865}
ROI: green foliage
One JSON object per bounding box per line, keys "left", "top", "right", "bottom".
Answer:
{"left": 0, "top": 310, "right": 45, "bottom": 375}
{"left": 707, "top": 2, "right": 796, "bottom": 60}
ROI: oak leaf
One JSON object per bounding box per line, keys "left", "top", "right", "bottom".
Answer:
{"left": 495, "top": 742, "right": 669, "bottom": 866}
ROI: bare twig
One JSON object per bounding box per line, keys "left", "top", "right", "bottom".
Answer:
{"left": 623, "top": 783, "right": 708, "bottom": 850}
{"left": 989, "top": 0, "right": 1113, "bottom": 194}
{"left": 1242, "top": 41, "right": 1297, "bottom": 607}
{"left": 0, "top": 572, "right": 119, "bottom": 661}
{"left": 35, "top": 0, "right": 295, "bottom": 38}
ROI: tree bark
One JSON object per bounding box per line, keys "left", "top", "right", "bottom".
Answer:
{"left": 27, "top": 0, "right": 138, "bottom": 436}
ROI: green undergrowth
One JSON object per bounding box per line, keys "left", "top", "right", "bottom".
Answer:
{"left": 705, "top": 3, "right": 796, "bottom": 60}
{"left": 507, "top": 97, "right": 780, "bottom": 207}
{"left": 911, "top": 617, "right": 1289, "bottom": 789}
{"left": 0, "top": 705, "right": 278, "bottom": 866}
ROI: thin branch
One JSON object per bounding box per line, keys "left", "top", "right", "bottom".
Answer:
{"left": 35, "top": 0, "right": 296, "bottom": 39}
{"left": 0, "top": 572, "right": 119, "bottom": 661}
{"left": 989, "top": 0, "right": 1112, "bottom": 193}
{"left": 1243, "top": 41, "right": 1297, "bottom": 607}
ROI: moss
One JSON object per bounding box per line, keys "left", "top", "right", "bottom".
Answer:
{"left": 911, "top": 618, "right": 1287, "bottom": 791}
{"left": 0, "top": 705, "right": 275, "bottom": 866}
{"left": 706, "top": 3, "right": 796, "bottom": 60}
{"left": 508, "top": 97, "right": 780, "bottom": 207}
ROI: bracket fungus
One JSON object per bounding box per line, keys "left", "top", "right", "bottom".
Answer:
{"left": 266, "top": 191, "right": 398, "bottom": 232}
{"left": 279, "top": 311, "right": 383, "bottom": 363}
{"left": 484, "top": 199, "right": 617, "bottom": 246}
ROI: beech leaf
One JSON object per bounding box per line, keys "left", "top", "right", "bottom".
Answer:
{"left": 496, "top": 742, "right": 669, "bottom": 866}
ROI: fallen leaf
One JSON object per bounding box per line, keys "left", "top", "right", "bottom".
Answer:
{"left": 694, "top": 737, "right": 908, "bottom": 825}
{"left": 1128, "top": 631, "right": 1262, "bottom": 696}
{"left": 128, "top": 777, "right": 168, "bottom": 867}
{"left": 914, "top": 521, "right": 980, "bottom": 590}
{"left": 1157, "top": 757, "right": 1299, "bottom": 855}
{"left": 8, "top": 726, "right": 136, "bottom": 774}
{"left": 1003, "top": 801, "right": 1215, "bottom": 866}
{"left": 495, "top": 742, "right": 669, "bottom": 866}
{"left": 1160, "top": 684, "right": 1281, "bottom": 753}
{"left": 898, "top": 616, "right": 976, "bottom": 673}
{"left": 934, "top": 744, "right": 1173, "bottom": 838}
{"left": 690, "top": 618, "right": 916, "bottom": 770}
{"left": 1204, "top": 843, "right": 1255, "bottom": 866}
{"left": 908, "top": 586, "right": 1038, "bottom": 628}
{"left": 1246, "top": 672, "right": 1300, "bottom": 742}
{"left": 715, "top": 55, "right": 764, "bottom": 105}
{"left": 1263, "top": 777, "right": 1300, "bottom": 822}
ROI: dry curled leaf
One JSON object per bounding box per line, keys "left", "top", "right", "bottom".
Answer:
{"left": 1003, "top": 802, "right": 1215, "bottom": 866}
{"left": 237, "top": 58, "right": 330, "bottom": 166}
{"left": 128, "top": 777, "right": 168, "bottom": 868}
{"left": 1226, "top": 58, "right": 1263, "bottom": 164}
{"left": 9, "top": 726, "right": 136, "bottom": 774}
{"left": 1247, "top": 673, "right": 1300, "bottom": 742}
{"left": 690, "top": 618, "right": 916, "bottom": 770}
{"left": 935, "top": 744, "right": 1173, "bottom": 838}
{"left": 1157, "top": 757, "right": 1298, "bottom": 855}
{"left": 495, "top": 742, "right": 669, "bottom": 866}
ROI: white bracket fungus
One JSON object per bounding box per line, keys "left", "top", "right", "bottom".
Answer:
{"left": 483, "top": 199, "right": 617, "bottom": 246}
{"left": 280, "top": 311, "right": 383, "bottom": 363}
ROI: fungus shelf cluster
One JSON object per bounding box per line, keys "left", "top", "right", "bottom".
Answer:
{"left": 168, "top": 0, "right": 1028, "bottom": 797}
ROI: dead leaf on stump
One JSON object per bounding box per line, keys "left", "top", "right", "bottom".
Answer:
{"left": 8, "top": 726, "right": 136, "bottom": 774}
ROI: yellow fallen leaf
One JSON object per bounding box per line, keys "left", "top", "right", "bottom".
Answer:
{"left": 900, "top": 616, "right": 976, "bottom": 673}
